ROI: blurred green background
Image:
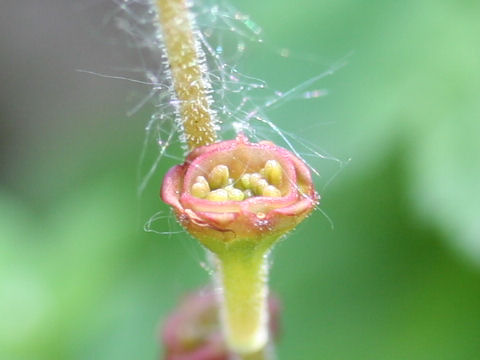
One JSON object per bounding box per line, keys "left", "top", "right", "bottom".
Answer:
{"left": 1, "top": 0, "right": 479, "bottom": 359}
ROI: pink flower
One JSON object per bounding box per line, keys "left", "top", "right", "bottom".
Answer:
{"left": 161, "top": 134, "right": 318, "bottom": 245}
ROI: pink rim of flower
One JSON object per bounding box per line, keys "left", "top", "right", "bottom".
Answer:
{"left": 161, "top": 134, "right": 318, "bottom": 242}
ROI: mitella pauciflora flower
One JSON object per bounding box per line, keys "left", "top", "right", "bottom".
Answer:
{"left": 161, "top": 134, "right": 318, "bottom": 354}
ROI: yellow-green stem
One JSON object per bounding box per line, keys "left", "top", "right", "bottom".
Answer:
{"left": 155, "top": 0, "right": 217, "bottom": 150}
{"left": 215, "top": 240, "right": 272, "bottom": 354}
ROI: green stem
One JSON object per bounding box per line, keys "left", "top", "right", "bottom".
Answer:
{"left": 213, "top": 238, "right": 276, "bottom": 355}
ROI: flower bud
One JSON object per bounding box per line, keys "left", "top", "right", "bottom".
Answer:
{"left": 162, "top": 287, "right": 281, "bottom": 360}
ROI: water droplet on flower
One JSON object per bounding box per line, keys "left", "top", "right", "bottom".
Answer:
{"left": 256, "top": 212, "right": 266, "bottom": 219}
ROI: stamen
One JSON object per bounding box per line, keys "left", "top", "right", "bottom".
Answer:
{"left": 264, "top": 160, "right": 282, "bottom": 186}
{"left": 243, "top": 189, "right": 254, "bottom": 198}
{"left": 196, "top": 176, "right": 209, "bottom": 188}
{"left": 254, "top": 179, "right": 269, "bottom": 195}
{"left": 248, "top": 173, "right": 263, "bottom": 191}
{"left": 262, "top": 185, "right": 281, "bottom": 197}
{"left": 191, "top": 182, "right": 210, "bottom": 198}
{"left": 208, "top": 165, "right": 230, "bottom": 189}
{"left": 206, "top": 189, "right": 229, "bottom": 201}
{"left": 227, "top": 188, "right": 245, "bottom": 201}
{"left": 191, "top": 160, "right": 284, "bottom": 199}
{"left": 239, "top": 174, "right": 251, "bottom": 189}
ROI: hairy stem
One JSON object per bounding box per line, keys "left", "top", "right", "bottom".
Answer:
{"left": 155, "top": 0, "right": 217, "bottom": 150}
{"left": 213, "top": 239, "right": 274, "bottom": 355}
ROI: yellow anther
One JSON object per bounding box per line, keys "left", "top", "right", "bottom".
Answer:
{"left": 208, "top": 165, "right": 230, "bottom": 189}
{"left": 254, "top": 179, "right": 269, "bottom": 195}
{"left": 195, "top": 176, "right": 209, "bottom": 188}
{"left": 264, "top": 160, "right": 283, "bottom": 186}
{"left": 243, "top": 189, "right": 254, "bottom": 199}
{"left": 206, "top": 189, "right": 229, "bottom": 202}
{"left": 239, "top": 173, "right": 251, "bottom": 189}
{"left": 227, "top": 188, "right": 245, "bottom": 201}
{"left": 249, "top": 173, "right": 263, "bottom": 190}
{"left": 191, "top": 182, "right": 210, "bottom": 198}
{"left": 262, "top": 185, "right": 282, "bottom": 197}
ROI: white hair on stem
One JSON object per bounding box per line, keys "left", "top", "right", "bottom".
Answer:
{"left": 81, "top": 0, "right": 350, "bottom": 226}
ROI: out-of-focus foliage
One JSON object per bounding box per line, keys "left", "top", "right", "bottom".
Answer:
{"left": 0, "top": 0, "right": 479, "bottom": 359}
{"left": 245, "top": 0, "right": 480, "bottom": 265}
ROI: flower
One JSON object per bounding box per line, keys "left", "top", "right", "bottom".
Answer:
{"left": 161, "top": 134, "right": 318, "bottom": 247}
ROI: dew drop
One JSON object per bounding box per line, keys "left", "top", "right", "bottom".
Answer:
{"left": 256, "top": 212, "right": 266, "bottom": 219}
{"left": 302, "top": 89, "right": 328, "bottom": 99}
{"left": 237, "top": 42, "right": 246, "bottom": 52}
{"left": 280, "top": 48, "right": 290, "bottom": 57}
